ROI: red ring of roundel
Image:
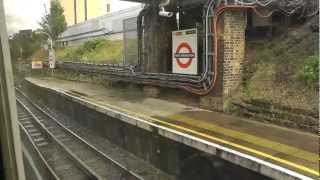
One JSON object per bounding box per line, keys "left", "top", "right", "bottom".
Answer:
{"left": 175, "top": 42, "right": 194, "bottom": 69}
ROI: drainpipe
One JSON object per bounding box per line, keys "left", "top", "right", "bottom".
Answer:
{"left": 74, "top": 0, "right": 77, "bottom": 24}
{"left": 84, "top": 0, "right": 87, "bottom": 21}
{"left": 159, "top": 0, "right": 173, "bottom": 17}
{"left": 176, "top": 8, "right": 180, "bottom": 30}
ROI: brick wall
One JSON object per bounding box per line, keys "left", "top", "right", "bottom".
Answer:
{"left": 201, "top": 10, "right": 247, "bottom": 111}
{"left": 221, "top": 10, "right": 247, "bottom": 96}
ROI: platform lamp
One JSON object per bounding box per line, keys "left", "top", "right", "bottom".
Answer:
{"left": 35, "top": 31, "right": 56, "bottom": 70}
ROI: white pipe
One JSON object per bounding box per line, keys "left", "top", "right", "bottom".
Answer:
{"left": 159, "top": 0, "right": 173, "bottom": 17}
{"left": 176, "top": 11, "right": 180, "bottom": 30}
{"left": 176, "top": 0, "right": 215, "bottom": 84}
{"left": 159, "top": 7, "right": 174, "bottom": 17}
{"left": 199, "top": 0, "right": 215, "bottom": 83}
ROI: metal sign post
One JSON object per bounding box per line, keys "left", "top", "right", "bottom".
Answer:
{"left": 48, "top": 49, "right": 56, "bottom": 69}
{"left": 0, "top": 0, "right": 26, "bottom": 179}
{"left": 36, "top": 31, "right": 55, "bottom": 69}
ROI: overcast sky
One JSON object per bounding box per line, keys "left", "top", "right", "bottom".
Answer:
{"left": 4, "top": 0, "right": 139, "bottom": 35}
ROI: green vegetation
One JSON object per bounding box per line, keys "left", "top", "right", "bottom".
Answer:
{"left": 10, "top": 0, "right": 67, "bottom": 65}
{"left": 299, "top": 55, "right": 319, "bottom": 88}
{"left": 39, "top": 0, "right": 67, "bottom": 40}
{"left": 31, "top": 48, "right": 48, "bottom": 62}
{"left": 9, "top": 31, "right": 46, "bottom": 61}
{"left": 56, "top": 39, "right": 124, "bottom": 64}
{"left": 239, "top": 23, "right": 319, "bottom": 111}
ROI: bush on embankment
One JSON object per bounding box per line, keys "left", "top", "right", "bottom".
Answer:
{"left": 56, "top": 39, "right": 124, "bottom": 64}
{"left": 237, "top": 17, "right": 319, "bottom": 113}
{"left": 299, "top": 55, "right": 319, "bottom": 88}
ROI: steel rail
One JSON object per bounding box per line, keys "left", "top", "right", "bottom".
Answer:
{"left": 18, "top": 121, "right": 60, "bottom": 180}
{"left": 16, "top": 89, "right": 145, "bottom": 180}
{"left": 16, "top": 98, "right": 101, "bottom": 180}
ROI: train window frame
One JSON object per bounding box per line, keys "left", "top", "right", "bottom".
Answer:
{"left": 0, "top": 0, "right": 26, "bottom": 179}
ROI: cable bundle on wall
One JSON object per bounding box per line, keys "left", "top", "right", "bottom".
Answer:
{"left": 57, "top": 0, "right": 319, "bottom": 96}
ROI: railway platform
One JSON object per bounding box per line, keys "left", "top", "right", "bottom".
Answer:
{"left": 22, "top": 77, "right": 319, "bottom": 180}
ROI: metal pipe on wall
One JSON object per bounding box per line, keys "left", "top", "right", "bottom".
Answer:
{"left": 159, "top": 0, "right": 174, "bottom": 17}
{"left": 137, "top": 5, "right": 151, "bottom": 72}
{"left": 84, "top": 0, "right": 88, "bottom": 21}
{"left": 74, "top": 0, "right": 77, "bottom": 24}
{"left": 59, "top": 2, "right": 264, "bottom": 96}
{"left": 181, "top": 4, "right": 256, "bottom": 95}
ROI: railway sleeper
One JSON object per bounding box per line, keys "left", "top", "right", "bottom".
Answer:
{"left": 24, "top": 124, "right": 35, "bottom": 129}
{"left": 37, "top": 142, "right": 49, "bottom": 147}
{"left": 30, "top": 132, "right": 42, "bottom": 137}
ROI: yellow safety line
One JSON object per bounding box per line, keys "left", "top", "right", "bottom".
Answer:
{"left": 73, "top": 94, "right": 320, "bottom": 177}
{"left": 93, "top": 101, "right": 319, "bottom": 177}
{"left": 151, "top": 118, "right": 320, "bottom": 177}
{"left": 167, "top": 114, "right": 318, "bottom": 163}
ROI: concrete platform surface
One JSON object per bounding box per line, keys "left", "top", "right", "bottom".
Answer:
{"left": 25, "top": 77, "right": 319, "bottom": 180}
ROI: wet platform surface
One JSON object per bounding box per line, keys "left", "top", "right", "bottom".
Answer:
{"left": 25, "top": 77, "right": 319, "bottom": 179}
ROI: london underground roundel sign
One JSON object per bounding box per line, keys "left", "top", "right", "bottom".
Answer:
{"left": 175, "top": 42, "right": 194, "bottom": 68}
{"left": 172, "top": 28, "right": 198, "bottom": 75}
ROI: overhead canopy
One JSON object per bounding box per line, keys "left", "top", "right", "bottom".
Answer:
{"left": 121, "top": 0, "right": 208, "bottom": 6}
{"left": 120, "top": 0, "right": 147, "bottom": 2}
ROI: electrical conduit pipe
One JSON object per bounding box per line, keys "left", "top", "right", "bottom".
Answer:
{"left": 180, "top": 4, "right": 256, "bottom": 96}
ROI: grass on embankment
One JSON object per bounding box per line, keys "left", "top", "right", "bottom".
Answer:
{"left": 31, "top": 48, "right": 48, "bottom": 62}
{"left": 234, "top": 17, "right": 319, "bottom": 112}
{"left": 56, "top": 39, "right": 124, "bottom": 64}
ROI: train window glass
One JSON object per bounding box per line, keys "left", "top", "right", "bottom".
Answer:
{"left": 1, "top": 0, "right": 26, "bottom": 179}
{"left": 0, "top": 142, "right": 5, "bottom": 180}
{"left": 2, "top": 1, "right": 319, "bottom": 180}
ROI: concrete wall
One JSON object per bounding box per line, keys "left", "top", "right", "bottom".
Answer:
{"left": 145, "top": 6, "right": 175, "bottom": 73}
{"left": 57, "top": 5, "right": 143, "bottom": 46}
{"left": 59, "top": 0, "right": 111, "bottom": 26}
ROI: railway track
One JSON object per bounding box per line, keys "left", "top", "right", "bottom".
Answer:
{"left": 16, "top": 90, "right": 143, "bottom": 180}
{"left": 17, "top": 100, "right": 98, "bottom": 180}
